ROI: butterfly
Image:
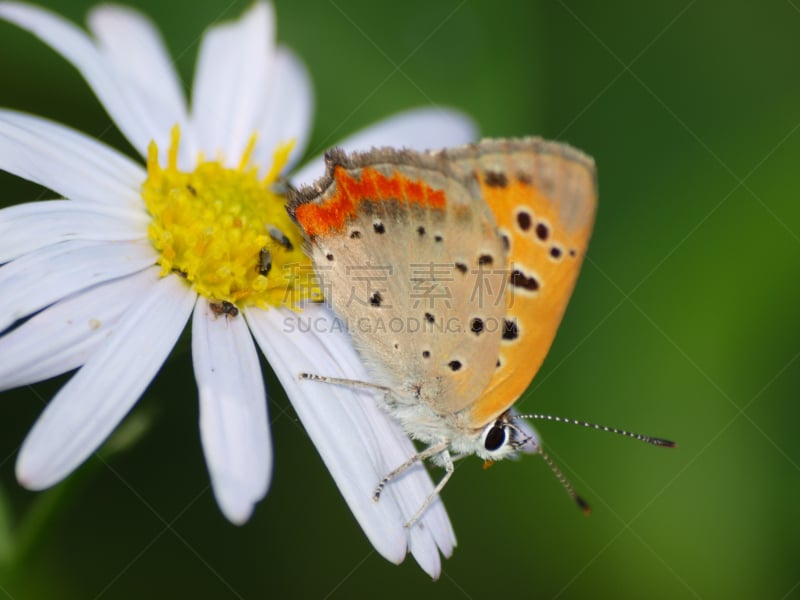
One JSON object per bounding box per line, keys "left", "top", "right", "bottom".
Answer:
{"left": 288, "top": 138, "right": 673, "bottom": 525}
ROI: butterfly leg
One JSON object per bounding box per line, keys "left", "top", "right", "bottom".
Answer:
{"left": 372, "top": 440, "right": 452, "bottom": 528}
{"left": 299, "top": 371, "right": 399, "bottom": 410}
{"left": 403, "top": 449, "right": 454, "bottom": 529}
{"left": 299, "top": 372, "right": 392, "bottom": 393}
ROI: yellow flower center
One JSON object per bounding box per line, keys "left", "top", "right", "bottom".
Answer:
{"left": 142, "top": 126, "right": 321, "bottom": 309}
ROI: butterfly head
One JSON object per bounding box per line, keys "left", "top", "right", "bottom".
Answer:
{"left": 472, "top": 411, "right": 539, "bottom": 462}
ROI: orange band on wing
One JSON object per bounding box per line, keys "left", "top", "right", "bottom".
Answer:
{"left": 468, "top": 174, "right": 594, "bottom": 427}
{"left": 295, "top": 166, "right": 446, "bottom": 236}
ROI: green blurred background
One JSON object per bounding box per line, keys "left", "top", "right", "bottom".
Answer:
{"left": 0, "top": 0, "right": 798, "bottom": 598}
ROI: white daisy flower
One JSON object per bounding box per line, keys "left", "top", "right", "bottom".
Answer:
{"left": 0, "top": 1, "right": 479, "bottom": 577}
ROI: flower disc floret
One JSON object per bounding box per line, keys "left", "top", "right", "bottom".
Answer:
{"left": 142, "top": 127, "right": 319, "bottom": 308}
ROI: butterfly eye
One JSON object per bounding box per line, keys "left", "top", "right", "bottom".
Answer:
{"left": 483, "top": 424, "right": 507, "bottom": 451}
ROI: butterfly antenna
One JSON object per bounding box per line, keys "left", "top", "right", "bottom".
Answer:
{"left": 513, "top": 414, "right": 676, "bottom": 448}
{"left": 537, "top": 445, "right": 591, "bottom": 515}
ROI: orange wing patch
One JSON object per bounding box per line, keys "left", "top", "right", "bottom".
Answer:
{"left": 294, "top": 166, "right": 446, "bottom": 237}
{"left": 469, "top": 159, "right": 596, "bottom": 426}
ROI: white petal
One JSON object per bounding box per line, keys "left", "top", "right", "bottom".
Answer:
{"left": 0, "top": 2, "right": 177, "bottom": 158}
{"left": 0, "top": 240, "right": 156, "bottom": 332}
{"left": 298, "top": 306, "right": 455, "bottom": 577}
{"left": 0, "top": 110, "right": 145, "bottom": 209}
{"left": 251, "top": 47, "right": 314, "bottom": 174}
{"left": 87, "top": 5, "right": 194, "bottom": 165}
{"left": 245, "top": 306, "right": 403, "bottom": 562}
{"left": 192, "top": 298, "right": 271, "bottom": 525}
{"left": 191, "top": 2, "right": 275, "bottom": 165}
{"left": 0, "top": 267, "right": 159, "bottom": 392}
{"left": 291, "top": 107, "right": 479, "bottom": 186}
{"left": 16, "top": 273, "right": 196, "bottom": 490}
{"left": 0, "top": 200, "right": 148, "bottom": 262}
{"left": 246, "top": 304, "right": 455, "bottom": 571}
{"left": 364, "top": 408, "right": 456, "bottom": 573}
{"left": 346, "top": 379, "right": 453, "bottom": 578}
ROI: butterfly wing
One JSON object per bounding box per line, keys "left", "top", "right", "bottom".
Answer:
{"left": 289, "top": 147, "right": 508, "bottom": 417}
{"left": 447, "top": 138, "right": 597, "bottom": 426}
